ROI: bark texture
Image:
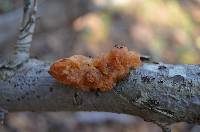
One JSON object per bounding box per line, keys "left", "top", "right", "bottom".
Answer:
{"left": 0, "top": 59, "right": 200, "bottom": 127}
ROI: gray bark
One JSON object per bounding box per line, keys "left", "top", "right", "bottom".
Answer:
{"left": 0, "top": 59, "right": 200, "bottom": 127}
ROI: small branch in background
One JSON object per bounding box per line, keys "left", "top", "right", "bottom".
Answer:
{"left": 0, "top": 107, "right": 8, "bottom": 125}
{"left": 0, "top": 0, "right": 37, "bottom": 69}
{"left": 140, "top": 55, "right": 159, "bottom": 64}
{"left": 140, "top": 55, "right": 151, "bottom": 61}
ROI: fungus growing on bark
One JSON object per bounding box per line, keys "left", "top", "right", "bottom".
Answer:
{"left": 49, "top": 46, "right": 142, "bottom": 92}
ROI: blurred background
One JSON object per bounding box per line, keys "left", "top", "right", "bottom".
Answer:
{"left": 0, "top": 0, "right": 200, "bottom": 132}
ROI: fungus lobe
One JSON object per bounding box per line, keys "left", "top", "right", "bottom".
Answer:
{"left": 49, "top": 46, "right": 142, "bottom": 92}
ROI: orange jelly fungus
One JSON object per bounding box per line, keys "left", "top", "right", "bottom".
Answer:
{"left": 49, "top": 46, "right": 142, "bottom": 92}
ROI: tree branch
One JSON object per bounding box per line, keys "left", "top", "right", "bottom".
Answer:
{"left": 0, "top": 60, "right": 199, "bottom": 127}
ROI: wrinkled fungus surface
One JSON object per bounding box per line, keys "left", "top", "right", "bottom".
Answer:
{"left": 49, "top": 46, "right": 142, "bottom": 92}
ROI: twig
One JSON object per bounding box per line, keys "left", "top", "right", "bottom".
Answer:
{"left": 0, "top": 0, "right": 37, "bottom": 69}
